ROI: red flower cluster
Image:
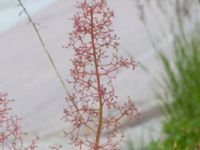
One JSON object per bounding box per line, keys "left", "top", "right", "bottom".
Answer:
{"left": 0, "top": 92, "right": 38, "bottom": 150}
{"left": 64, "top": 0, "right": 138, "bottom": 149}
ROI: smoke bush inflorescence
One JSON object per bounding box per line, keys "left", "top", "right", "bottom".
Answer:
{"left": 64, "top": 0, "right": 138, "bottom": 149}
{"left": 0, "top": 92, "right": 38, "bottom": 150}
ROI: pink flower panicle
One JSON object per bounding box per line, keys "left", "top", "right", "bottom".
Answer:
{"left": 64, "top": 0, "right": 138, "bottom": 149}
{"left": 0, "top": 92, "right": 39, "bottom": 150}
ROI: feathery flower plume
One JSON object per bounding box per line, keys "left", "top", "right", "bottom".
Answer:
{"left": 0, "top": 92, "right": 39, "bottom": 150}
{"left": 64, "top": 0, "right": 138, "bottom": 149}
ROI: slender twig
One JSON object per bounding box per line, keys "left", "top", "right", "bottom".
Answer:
{"left": 17, "top": 0, "right": 93, "bottom": 133}
{"left": 17, "top": 0, "right": 70, "bottom": 97}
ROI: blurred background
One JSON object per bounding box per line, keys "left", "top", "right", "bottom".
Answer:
{"left": 0, "top": 0, "right": 200, "bottom": 149}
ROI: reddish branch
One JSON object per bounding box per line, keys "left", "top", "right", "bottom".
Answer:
{"left": 0, "top": 92, "right": 39, "bottom": 150}
{"left": 64, "top": 0, "right": 138, "bottom": 150}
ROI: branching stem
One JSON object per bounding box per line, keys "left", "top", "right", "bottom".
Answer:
{"left": 90, "top": 7, "right": 103, "bottom": 150}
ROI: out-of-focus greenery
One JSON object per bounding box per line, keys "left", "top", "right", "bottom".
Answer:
{"left": 127, "top": 26, "right": 200, "bottom": 150}
{"left": 127, "top": 0, "right": 200, "bottom": 149}
{"left": 146, "top": 27, "right": 200, "bottom": 149}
